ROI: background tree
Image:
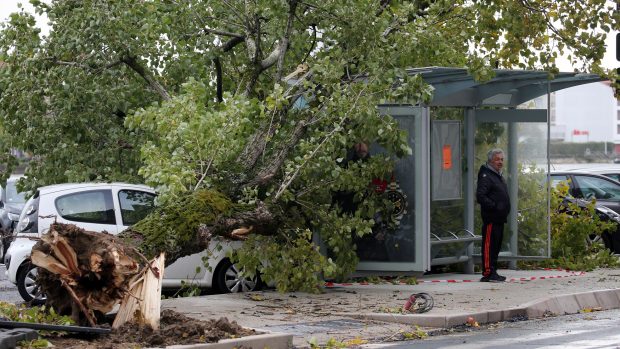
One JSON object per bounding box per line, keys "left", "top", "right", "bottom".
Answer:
{"left": 0, "top": 0, "right": 616, "bottom": 292}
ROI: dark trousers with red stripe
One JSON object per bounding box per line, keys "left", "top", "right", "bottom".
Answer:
{"left": 481, "top": 222, "right": 504, "bottom": 277}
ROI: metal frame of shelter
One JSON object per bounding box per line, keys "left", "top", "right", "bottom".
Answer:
{"left": 356, "top": 67, "right": 602, "bottom": 275}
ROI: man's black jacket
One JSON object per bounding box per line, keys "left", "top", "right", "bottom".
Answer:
{"left": 476, "top": 164, "right": 511, "bottom": 224}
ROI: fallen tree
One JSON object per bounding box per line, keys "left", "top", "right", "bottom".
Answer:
{"left": 32, "top": 190, "right": 279, "bottom": 326}
{"left": 4, "top": 0, "right": 617, "bottom": 327}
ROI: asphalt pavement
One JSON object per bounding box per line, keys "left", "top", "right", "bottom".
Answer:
{"left": 364, "top": 308, "right": 620, "bottom": 349}
{"left": 0, "top": 264, "right": 23, "bottom": 304}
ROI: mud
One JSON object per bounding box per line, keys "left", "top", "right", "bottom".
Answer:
{"left": 41, "top": 309, "right": 257, "bottom": 348}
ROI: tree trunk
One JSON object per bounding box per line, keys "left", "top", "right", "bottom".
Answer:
{"left": 112, "top": 253, "right": 165, "bottom": 330}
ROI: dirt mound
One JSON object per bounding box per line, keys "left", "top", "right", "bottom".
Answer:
{"left": 43, "top": 309, "right": 257, "bottom": 348}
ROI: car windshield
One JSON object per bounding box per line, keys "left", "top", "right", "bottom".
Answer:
{"left": 573, "top": 175, "right": 620, "bottom": 200}
{"left": 603, "top": 173, "right": 620, "bottom": 182}
{"left": 6, "top": 181, "right": 26, "bottom": 204}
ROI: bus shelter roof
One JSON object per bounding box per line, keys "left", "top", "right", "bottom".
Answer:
{"left": 408, "top": 67, "right": 602, "bottom": 107}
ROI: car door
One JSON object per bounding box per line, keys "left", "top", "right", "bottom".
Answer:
{"left": 115, "top": 188, "right": 156, "bottom": 230}
{"left": 571, "top": 174, "right": 620, "bottom": 214}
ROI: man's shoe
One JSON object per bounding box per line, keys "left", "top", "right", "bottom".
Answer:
{"left": 480, "top": 274, "right": 504, "bottom": 282}
{"left": 494, "top": 274, "right": 507, "bottom": 282}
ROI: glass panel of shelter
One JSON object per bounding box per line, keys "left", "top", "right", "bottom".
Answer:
{"left": 429, "top": 108, "right": 471, "bottom": 267}
{"left": 473, "top": 117, "right": 551, "bottom": 260}
{"left": 355, "top": 106, "right": 428, "bottom": 272}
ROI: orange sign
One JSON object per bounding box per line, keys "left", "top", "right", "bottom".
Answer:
{"left": 442, "top": 145, "right": 452, "bottom": 170}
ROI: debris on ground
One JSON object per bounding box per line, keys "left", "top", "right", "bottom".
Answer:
{"left": 39, "top": 309, "right": 257, "bottom": 348}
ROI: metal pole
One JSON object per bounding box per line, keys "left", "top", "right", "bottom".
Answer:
{"left": 421, "top": 107, "right": 431, "bottom": 272}
{"left": 547, "top": 81, "right": 552, "bottom": 258}
{"left": 508, "top": 122, "right": 518, "bottom": 269}
{"left": 464, "top": 108, "right": 476, "bottom": 274}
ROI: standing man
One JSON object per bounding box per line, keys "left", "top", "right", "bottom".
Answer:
{"left": 476, "top": 148, "right": 510, "bottom": 282}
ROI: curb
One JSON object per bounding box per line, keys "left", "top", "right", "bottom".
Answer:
{"left": 335, "top": 288, "right": 620, "bottom": 329}
{"left": 150, "top": 332, "right": 293, "bottom": 349}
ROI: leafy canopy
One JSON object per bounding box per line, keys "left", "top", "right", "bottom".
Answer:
{"left": 0, "top": 0, "right": 616, "bottom": 290}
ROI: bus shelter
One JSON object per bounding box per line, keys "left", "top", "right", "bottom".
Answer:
{"left": 355, "top": 67, "right": 602, "bottom": 275}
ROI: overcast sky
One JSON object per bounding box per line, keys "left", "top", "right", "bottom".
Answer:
{"left": 1, "top": 0, "right": 49, "bottom": 35}
{"left": 0, "top": 0, "right": 618, "bottom": 72}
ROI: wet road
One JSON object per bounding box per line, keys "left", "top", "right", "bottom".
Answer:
{"left": 365, "top": 309, "right": 620, "bottom": 349}
{"left": 0, "top": 264, "right": 23, "bottom": 304}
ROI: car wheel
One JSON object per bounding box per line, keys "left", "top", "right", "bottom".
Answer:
{"left": 587, "top": 232, "right": 613, "bottom": 251}
{"left": 17, "top": 263, "right": 46, "bottom": 305}
{"left": 600, "top": 232, "right": 614, "bottom": 251}
{"left": 586, "top": 233, "right": 599, "bottom": 246}
{"left": 214, "top": 259, "right": 261, "bottom": 293}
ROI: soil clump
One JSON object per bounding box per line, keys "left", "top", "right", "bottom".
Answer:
{"left": 41, "top": 309, "right": 257, "bottom": 348}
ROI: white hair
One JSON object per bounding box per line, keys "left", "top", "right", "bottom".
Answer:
{"left": 487, "top": 148, "right": 504, "bottom": 162}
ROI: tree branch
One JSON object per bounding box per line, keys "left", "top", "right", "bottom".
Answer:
{"left": 272, "top": 78, "right": 372, "bottom": 199}
{"left": 257, "top": 1, "right": 299, "bottom": 78}
{"left": 45, "top": 58, "right": 123, "bottom": 73}
{"left": 274, "top": 0, "right": 299, "bottom": 81}
{"left": 302, "top": 24, "right": 317, "bottom": 64}
{"left": 210, "top": 201, "right": 279, "bottom": 238}
{"left": 242, "top": 2, "right": 263, "bottom": 96}
{"left": 221, "top": 36, "right": 246, "bottom": 52}
{"left": 273, "top": 120, "right": 328, "bottom": 200}
{"left": 214, "top": 57, "right": 224, "bottom": 103}
{"left": 375, "top": 0, "right": 391, "bottom": 16}
{"left": 260, "top": 41, "right": 286, "bottom": 71}
{"left": 212, "top": 36, "right": 246, "bottom": 103}
{"left": 236, "top": 68, "right": 312, "bottom": 174}
{"left": 121, "top": 55, "right": 171, "bottom": 101}
{"left": 236, "top": 123, "right": 274, "bottom": 173}
{"left": 202, "top": 27, "right": 245, "bottom": 39}
{"left": 245, "top": 119, "right": 307, "bottom": 189}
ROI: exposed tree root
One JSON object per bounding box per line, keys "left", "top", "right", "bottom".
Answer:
{"left": 32, "top": 223, "right": 142, "bottom": 326}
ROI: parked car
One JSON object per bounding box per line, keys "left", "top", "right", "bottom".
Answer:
{"left": 559, "top": 197, "right": 620, "bottom": 252}
{"left": 0, "top": 175, "right": 26, "bottom": 259}
{"left": 4, "top": 182, "right": 260, "bottom": 304}
{"left": 550, "top": 171, "right": 620, "bottom": 214}
{"left": 558, "top": 166, "right": 620, "bottom": 183}
{"left": 550, "top": 171, "right": 620, "bottom": 253}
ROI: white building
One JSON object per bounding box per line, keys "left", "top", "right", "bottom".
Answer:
{"left": 549, "top": 82, "right": 618, "bottom": 148}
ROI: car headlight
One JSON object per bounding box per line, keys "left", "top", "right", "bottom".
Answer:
{"left": 7, "top": 212, "right": 19, "bottom": 221}
{"left": 16, "top": 217, "right": 33, "bottom": 233}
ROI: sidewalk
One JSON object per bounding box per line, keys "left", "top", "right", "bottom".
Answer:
{"left": 161, "top": 268, "right": 620, "bottom": 348}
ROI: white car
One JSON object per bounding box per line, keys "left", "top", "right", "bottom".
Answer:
{"left": 4, "top": 182, "right": 260, "bottom": 304}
